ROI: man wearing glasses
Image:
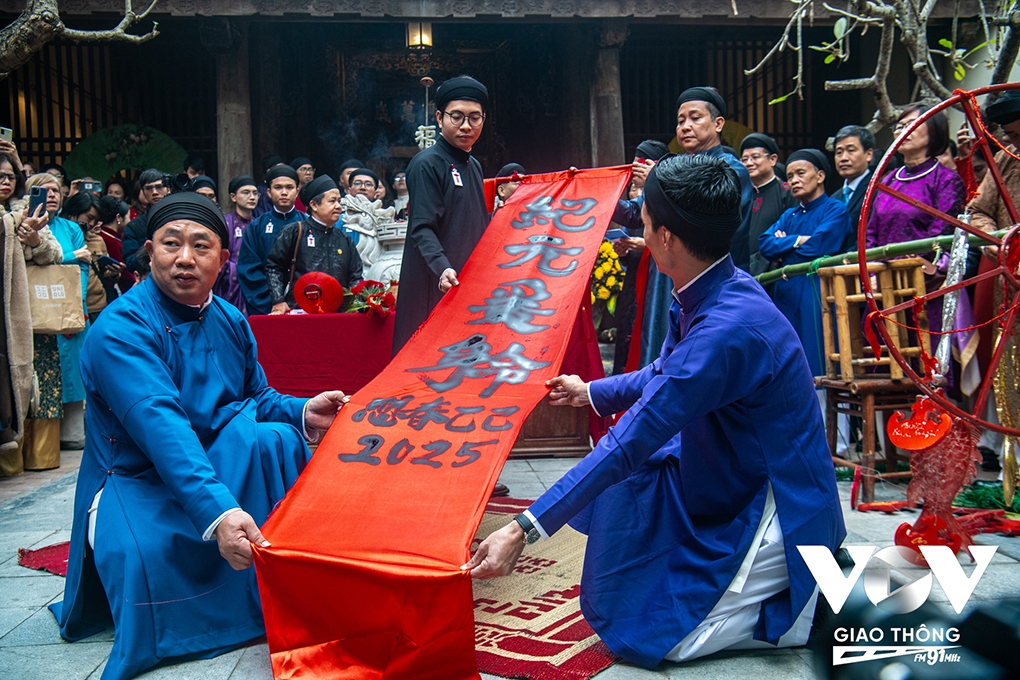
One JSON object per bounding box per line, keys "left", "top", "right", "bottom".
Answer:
{"left": 392, "top": 75, "right": 490, "bottom": 355}
{"left": 122, "top": 168, "right": 169, "bottom": 271}
{"left": 734, "top": 133, "right": 797, "bottom": 275}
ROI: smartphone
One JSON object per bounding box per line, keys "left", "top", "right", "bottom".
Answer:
{"left": 81, "top": 181, "right": 101, "bottom": 194}
{"left": 28, "top": 185, "right": 47, "bottom": 217}
{"left": 605, "top": 228, "right": 628, "bottom": 240}
{"left": 97, "top": 255, "right": 120, "bottom": 269}
{"left": 0, "top": 127, "right": 12, "bottom": 143}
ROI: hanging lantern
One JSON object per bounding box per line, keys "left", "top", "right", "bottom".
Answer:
{"left": 406, "top": 22, "right": 433, "bottom": 50}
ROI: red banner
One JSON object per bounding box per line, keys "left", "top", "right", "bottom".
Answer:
{"left": 253, "top": 166, "right": 631, "bottom": 679}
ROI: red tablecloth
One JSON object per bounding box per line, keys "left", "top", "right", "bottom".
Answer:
{"left": 249, "top": 313, "right": 395, "bottom": 397}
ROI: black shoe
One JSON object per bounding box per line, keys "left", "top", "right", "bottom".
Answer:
{"left": 60, "top": 439, "right": 85, "bottom": 450}
{"left": 491, "top": 483, "right": 510, "bottom": 497}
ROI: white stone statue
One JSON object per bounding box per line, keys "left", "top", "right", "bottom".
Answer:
{"left": 340, "top": 193, "right": 405, "bottom": 285}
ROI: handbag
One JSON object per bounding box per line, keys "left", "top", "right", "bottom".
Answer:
{"left": 25, "top": 264, "right": 86, "bottom": 334}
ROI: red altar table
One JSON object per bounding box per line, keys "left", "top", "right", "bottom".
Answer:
{"left": 248, "top": 313, "right": 395, "bottom": 397}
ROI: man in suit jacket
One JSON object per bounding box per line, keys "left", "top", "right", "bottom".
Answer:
{"left": 831, "top": 125, "right": 876, "bottom": 253}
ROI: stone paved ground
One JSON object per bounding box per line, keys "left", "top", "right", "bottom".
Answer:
{"left": 2, "top": 451, "right": 1018, "bottom": 680}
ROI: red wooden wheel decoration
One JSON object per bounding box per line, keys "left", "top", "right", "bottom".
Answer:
{"left": 858, "top": 82, "right": 1020, "bottom": 436}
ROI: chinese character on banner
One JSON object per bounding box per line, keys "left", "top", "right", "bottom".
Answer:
{"left": 253, "top": 166, "right": 632, "bottom": 680}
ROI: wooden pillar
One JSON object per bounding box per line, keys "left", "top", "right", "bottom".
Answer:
{"left": 591, "top": 19, "right": 628, "bottom": 168}
{"left": 215, "top": 28, "right": 253, "bottom": 206}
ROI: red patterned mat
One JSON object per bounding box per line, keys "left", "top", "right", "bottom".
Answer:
{"left": 18, "top": 500, "right": 616, "bottom": 678}
{"left": 18, "top": 541, "right": 69, "bottom": 577}
{"left": 474, "top": 498, "right": 617, "bottom": 680}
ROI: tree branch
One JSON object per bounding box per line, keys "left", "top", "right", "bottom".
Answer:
{"left": 61, "top": 0, "right": 159, "bottom": 44}
{"left": 0, "top": 0, "right": 159, "bottom": 79}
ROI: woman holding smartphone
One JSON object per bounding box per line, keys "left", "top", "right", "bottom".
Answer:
{"left": 24, "top": 173, "right": 90, "bottom": 460}
{"left": 0, "top": 150, "right": 63, "bottom": 476}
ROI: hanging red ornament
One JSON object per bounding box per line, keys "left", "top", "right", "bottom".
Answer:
{"left": 887, "top": 395, "right": 952, "bottom": 451}
{"left": 294, "top": 272, "right": 344, "bottom": 314}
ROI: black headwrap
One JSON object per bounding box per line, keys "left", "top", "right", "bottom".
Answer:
{"left": 349, "top": 168, "right": 380, "bottom": 186}
{"left": 786, "top": 148, "right": 831, "bottom": 176}
{"left": 300, "top": 174, "right": 338, "bottom": 206}
{"left": 435, "top": 76, "right": 489, "bottom": 112}
{"left": 986, "top": 89, "right": 1020, "bottom": 126}
{"left": 496, "top": 163, "right": 526, "bottom": 178}
{"left": 635, "top": 140, "right": 671, "bottom": 161}
{"left": 643, "top": 159, "right": 742, "bottom": 249}
{"left": 290, "top": 157, "right": 313, "bottom": 170}
{"left": 676, "top": 87, "right": 727, "bottom": 118}
{"left": 228, "top": 175, "right": 257, "bottom": 195}
{"left": 146, "top": 192, "right": 229, "bottom": 247}
{"left": 740, "top": 133, "right": 779, "bottom": 156}
{"left": 191, "top": 175, "right": 217, "bottom": 193}
{"left": 338, "top": 159, "right": 364, "bottom": 174}
{"left": 262, "top": 155, "right": 284, "bottom": 173}
{"left": 265, "top": 164, "right": 298, "bottom": 185}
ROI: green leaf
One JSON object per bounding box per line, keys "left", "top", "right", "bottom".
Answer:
{"left": 769, "top": 93, "right": 793, "bottom": 105}
{"left": 834, "top": 17, "right": 847, "bottom": 39}
{"left": 939, "top": 38, "right": 953, "bottom": 49}
{"left": 825, "top": 53, "right": 836, "bottom": 64}
{"left": 955, "top": 64, "right": 966, "bottom": 81}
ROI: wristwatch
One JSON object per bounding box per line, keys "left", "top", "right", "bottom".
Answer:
{"left": 514, "top": 513, "right": 541, "bottom": 545}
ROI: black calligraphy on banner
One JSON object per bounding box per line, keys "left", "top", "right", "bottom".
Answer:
{"left": 351, "top": 397, "right": 520, "bottom": 433}
{"left": 500, "top": 235, "right": 582, "bottom": 277}
{"left": 467, "top": 279, "right": 554, "bottom": 334}
{"left": 407, "top": 334, "right": 551, "bottom": 398}
{"left": 511, "top": 196, "right": 599, "bottom": 232}
{"left": 337, "top": 433, "right": 500, "bottom": 468}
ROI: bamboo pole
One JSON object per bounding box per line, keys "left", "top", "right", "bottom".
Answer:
{"left": 754, "top": 230, "right": 1009, "bottom": 286}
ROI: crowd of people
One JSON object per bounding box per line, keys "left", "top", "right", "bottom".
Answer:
{"left": 1, "top": 74, "right": 1019, "bottom": 680}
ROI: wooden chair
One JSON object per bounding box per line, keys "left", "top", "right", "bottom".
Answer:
{"left": 815, "top": 258, "right": 930, "bottom": 502}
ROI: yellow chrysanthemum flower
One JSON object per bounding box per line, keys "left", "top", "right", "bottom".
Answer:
{"left": 597, "top": 287, "right": 611, "bottom": 300}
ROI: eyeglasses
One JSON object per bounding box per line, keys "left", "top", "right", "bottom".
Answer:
{"left": 350, "top": 180, "right": 375, "bottom": 189}
{"left": 740, "top": 153, "right": 770, "bottom": 163}
{"left": 894, "top": 118, "right": 920, "bottom": 132}
{"left": 142, "top": 182, "right": 165, "bottom": 192}
{"left": 393, "top": 176, "right": 406, "bottom": 182}
{"left": 0, "top": 173, "right": 17, "bottom": 183}
{"left": 442, "top": 111, "right": 485, "bottom": 128}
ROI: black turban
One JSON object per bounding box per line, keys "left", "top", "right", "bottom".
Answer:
{"left": 349, "top": 168, "right": 380, "bottom": 186}
{"left": 228, "top": 175, "right": 257, "bottom": 195}
{"left": 191, "top": 175, "right": 217, "bottom": 193}
{"left": 435, "top": 76, "right": 489, "bottom": 112}
{"left": 635, "top": 140, "right": 671, "bottom": 161}
{"left": 496, "top": 163, "right": 526, "bottom": 178}
{"left": 786, "top": 148, "right": 831, "bottom": 176}
{"left": 262, "top": 155, "right": 284, "bottom": 174}
{"left": 146, "top": 192, "right": 229, "bottom": 247}
{"left": 265, "top": 164, "right": 298, "bottom": 185}
{"left": 643, "top": 157, "right": 742, "bottom": 250}
{"left": 986, "top": 89, "right": 1020, "bottom": 126}
{"left": 300, "top": 174, "right": 338, "bottom": 206}
{"left": 338, "top": 159, "right": 363, "bottom": 173}
{"left": 676, "top": 87, "right": 727, "bottom": 118}
{"left": 740, "top": 133, "right": 779, "bottom": 156}
{"left": 290, "top": 157, "right": 313, "bottom": 171}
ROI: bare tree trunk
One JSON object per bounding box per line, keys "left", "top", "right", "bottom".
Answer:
{"left": 0, "top": 0, "right": 159, "bottom": 80}
{"left": 0, "top": 0, "right": 62, "bottom": 79}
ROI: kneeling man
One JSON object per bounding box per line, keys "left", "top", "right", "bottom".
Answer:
{"left": 51, "top": 192, "right": 348, "bottom": 680}
{"left": 466, "top": 154, "right": 845, "bottom": 668}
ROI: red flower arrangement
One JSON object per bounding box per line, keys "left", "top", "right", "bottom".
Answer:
{"left": 344, "top": 279, "right": 397, "bottom": 319}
